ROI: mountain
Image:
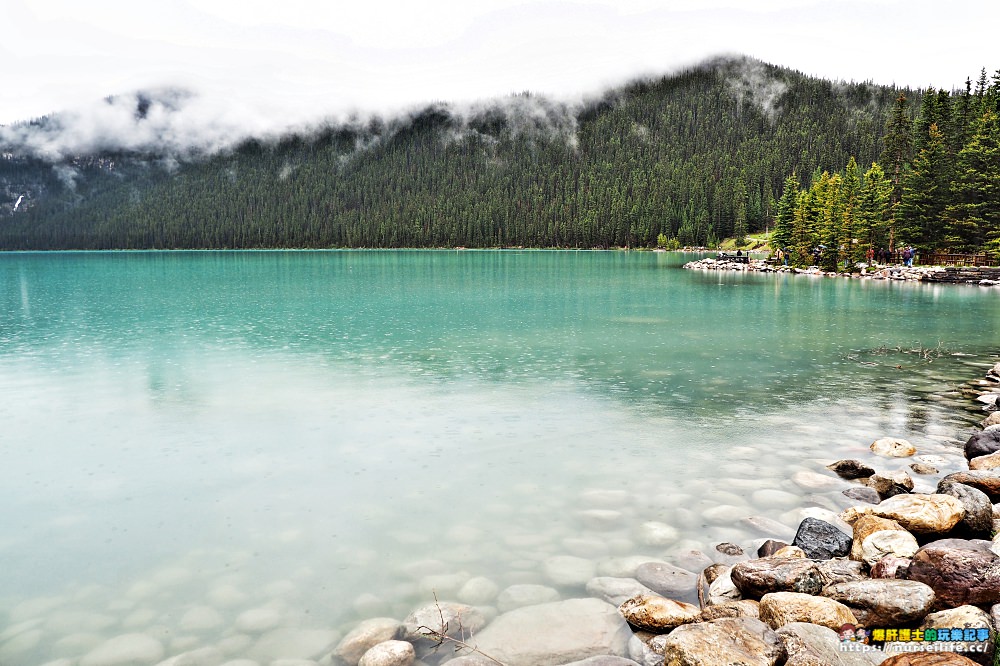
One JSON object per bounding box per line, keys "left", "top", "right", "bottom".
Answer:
{"left": 0, "top": 57, "right": 914, "bottom": 250}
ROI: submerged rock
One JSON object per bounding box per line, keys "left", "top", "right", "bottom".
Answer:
{"left": 657, "top": 617, "right": 786, "bottom": 666}
{"left": 402, "top": 602, "right": 486, "bottom": 643}
{"left": 867, "top": 471, "right": 914, "bottom": 500}
{"left": 79, "top": 634, "right": 165, "bottom": 666}
{"left": 821, "top": 579, "right": 935, "bottom": 626}
{"left": 758, "top": 591, "right": 857, "bottom": 631}
{"left": 791, "top": 518, "right": 852, "bottom": 559}
{"left": 496, "top": 584, "right": 560, "bottom": 613}
{"left": 871, "top": 438, "right": 917, "bottom": 457}
{"left": 634, "top": 562, "right": 698, "bottom": 603}
{"left": 842, "top": 487, "right": 881, "bottom": 504}
{"left": 586, "top": 577, "right": 654, "bottom": 606}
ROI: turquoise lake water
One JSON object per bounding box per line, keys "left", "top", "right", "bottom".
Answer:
{"left": 0, "top": 250, "right": 997, "bottom": 663}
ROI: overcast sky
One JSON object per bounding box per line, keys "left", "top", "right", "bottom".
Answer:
{"left": 3, "top": 0, "right": 998, "bottom": 129}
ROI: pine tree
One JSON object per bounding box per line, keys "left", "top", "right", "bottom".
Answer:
{"left": 772, "top": 174, "right": 799, "bottom": 252}
{"left": 945, "top": 111, "right": 1000, "bottom": 252}
{"left": 898, "top": 123, "right": 951, "bottom": 250}
{"left": 857, "top": 162, "right": 892, "bottom": 253}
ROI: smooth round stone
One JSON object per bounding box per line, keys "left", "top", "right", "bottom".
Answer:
{"left": 792, "top": 471, "right": 838, "bottom": 490}
{"left": 751, "top": 489, "right": 802, "bottom": 509}
{"left": 634, "top": 521, "right": 679, "bottom": 547}
{"left": 0, "top": 619, "right": 42, "bottom": 643}
{"left": 179, "top": 606, "right": 224, "bottom": 632}
{"left": 0, "top": 629, "right": 43, "bottom": 659}
{"left": 125, "top": 582, "right": 159, "bottom": 601}
{"left": 741, "top": 515, "right": 796, "bottom": 539}
{"left": 169, "top": 636, "right": 202, "bottom": 653}
{"left": 418, "top": 572, "right": 470, "bottom": 597}
{"left": 871, "top": 437, "right": 917, "bottom": 457}
{"left": 207, "top": 585, "right": 249, "bottom": 608}
{"left": 596, "top": 556, "right": 666, "bottom": 578}
{"left": 577, "top": 509, "right": 623, "bottom": 531}
{"left": 457, "top": 577, "right": 500, "bottom": 606}
{"left": 215, "top": 635, "right": 253, "bottom": 657}
{"left": 235, "top": 608, "right": 284, "bottom": 634}
{"left": 39, "top": 660, "right": 75, "bottom": 666}
{"left": 9, "top": 596, "right": 65, "bottom": 622}
{"left": 445, "top": 525, "right": 484, "bottom": 542}
{"left": 357, "top": 640, "right": 414, "bottom": 666}
{"left": 218, "top": 661, "right": 259, "bottom": 666}
{"left": 578, "top": 489, "right": 631, "bottom": 508}
{"left": 122, "top": 608, "right": 158, "bottom": 629}
{"left": 543, "top": 556, "right": 596, "bottom": 587}
{"left": 585, "top": 577, "right": 654, "bottom": 606}
{"left": 53, "top": 633, "right": 104, "bottom": 658}
{"left": 701, "top": 504, "right": 747, "bottom": 524}
{"left": 248, "top": 628, "right": 339, "bottom": 662}
{"left": 353, "top": 593, "right": 388, "bottom": 617}
{"left": 45, "top": 610, "right": 117, "bottom": 634}
{"left": 561, "top": 537, "right": 612, "bottom": 559}
{"left": 151, "top": 567, "right": 193, "bottom": 586}
{"left": 261, "top": 580, "right": 298, "bottom": 597}
{"left": 79, "top": 634, "right": 165, "bottom": 666}
{"left": 496, "top": 584, "right": 561, "bottom": 612}
{"left": 156, "top": 646, "right": 226, "bottom": 666}
{"left": 270, "top": 661, "right": 318, "bottom": 666}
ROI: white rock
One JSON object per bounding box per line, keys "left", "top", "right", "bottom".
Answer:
{"left": 333, "top": 618, "right": 403, "bottom": 666}
{"left": 179, "top": 606, "right": 225, "bottom": 632}
{"left": 751, "top": 489, "right": 802, "bottom": 509}
{"left": 496, "top": 584, "right": 561, "bottom": 612}
{"left": 357, "top": 640, "right": 415, "bottom": 666}
{"left": 0, "top": 629, "right": 43, "bottom": 660}
{"left": 578, "top": 489, "right": 631, "bottom": 508}
{"left": 80, "top": 634, "right": 165, "bottom": 666}
{"left": 235, "top": 608, "right": 284, "bottom": 634}
{"left": 635, "top": 521, "right": 679, "bottom": 547}
{"left": 217, "top": 661, "right": 259, "bottom": 666}
{"left": 860, "top": 530, "right": 920, "bottom": 566}
{"left": 52, "top": 633, "right": 104, "bottom": 658}
{"left": 457, "top": 577, "right": 500, "bottom": 605}
{"left": 870, "top": 437, "right": 917, "bottom": 457}
{"left": 543, "top": 556, "right": 596, "bottom": 587}
{"left": 596, "top": 557, "right": 666, "bottom": 578}
{"left": 577, "top": 509, "right": 623, "bottom": 530}
{"left": 791, "top": 471, "right": 838, "bottom": 490}
{"left": 215, "top": 635, "right": 253, "bottom": 656}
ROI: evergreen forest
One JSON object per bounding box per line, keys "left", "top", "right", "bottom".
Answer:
{"left": 0, "top": 57, "right": 996, "bottom": 254}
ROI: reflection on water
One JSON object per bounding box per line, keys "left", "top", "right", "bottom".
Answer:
{"left": 0, "top": 250, "right": 995, "bottom": 664}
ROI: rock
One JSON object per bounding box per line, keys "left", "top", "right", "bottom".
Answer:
{"left": 578, "top": 509, "right": 624, "bottom": 531}
{"left": 793, "top": 470, "right": 840, "bottom": 490}
{"left": 827, "top": 460, "right": 876, "bottom": 480}
{"left": 792, "top": 518, "right": 852, "bottom": 559}
{"left": 909, "top": 463, "right": 939, "bottom": 475}
{"left": 714, "top": 542, "right": 746, "bottom": 559}
{"left": 154, "top": 648, "right": 226, "bottom": 666}
{"left": 586, "top": 577, "right": 654, "bottom": 606}
{"left": 234, "top": 608, "right": 283, "bottom": 634}
{"left": 496, "top": 584, "right": 560, "bottom": 612}
{"left": 248, "top": 629, "right": 339, "bottom": 662}
{"left": 597, "top": 557, "right": 666, "bottom": 578}
{"left": 840, "top": 494, "right": 965, "bottom": 535}
{"left": 706, "top": 567, "right": 742, "bottom": 606}
{"left": 618, "top": 594, "right": 700, "bottom": 631}
{"left": 700, "top": 562, "right": 730, "bottom": 586}
{"left": 849, "top": 514, "right": 908, "bottom": 561}
{"left": 966, "top": 429, "right": 1000, "bottom": 460}
{"left": 456, "top": 577, "right": 500, "bottom": 605}
{"left": 558, "top": 657, "right": 641, "bottom": 666}
{"left": 79, "top": 634, "right": 165, "bottom": 666}
{"left": 860, "top": 530, "right": 921, "bottom": 567}
{"left": 970, "top": 451, "right": 1000, "bottom": 471}
{"left": 867, "top": 471, "right": 915, "bottom": 500}
{"left": 870, "top": 555, "right": 912, "bottom": 579}
{"left": 981, "top": 412, "right": 1000, "bottom": 429}
{"left": 772, "top": 546, "right": 807, "bottom": 558}
{"left": 697, "top": 600, "right": 760, "bottom": 621}
{"left": 757, "top": 540, "right": 790, "bottom": 557}
{"left": 357, "top": 641, "right": 414, "bottom": 666}
{"left": 633, "top": 562, "right": 698, "bottom": 603}
{"left": 871, "top": 438, "right": 917, "bottom": 457}
{"left": 842, "top": 487, "right": 881, "bottom": 504}
{"left": 402, "top": 603, "right": 486, "bottom": 643}
{"left": 919, "top": 605, "right": 994, "bottom": 666}
{"left": 775, "top": 622, "right": 884, "bottom": 666}
{"left": 670, "top": 549, "right": 714, "bottom": 574}
{"left": 178, "top": 606, "right": 224, "bottom": 633}
{"left": 333, "top": 618, "right": 403, "bottom": 666}
{"left": 467, "top": 598, "right": 631, "bottom": 666}
{"left": 879, "top": 654, "right": 979, "bottom": 665}
{"left": 627, "top": 633, "right": 662, "bottom": 666}
{"left": 940, "top": 471, "right": 1000, "bottom": 501}
{"left": 543, "top": 555, "right": 597, "bottom": 587}
{"left": 937, "top": 481, "right": 993, "bottom": 538}
{"left": 730, "top": 558, "right": 824, "bottom": 599}
{"left": 902, "top": 539, "right": 1000, "bottom": 609}
{"left": 657, "top": 617, "right": 786, "bottom": 666}
{"left": 822, "top": 579, "right": 935, "bottom": 625}
{"left": 815, "top": 560, "right": 867, "bottom": 586}
{"left": 758, "top": 592, "right": 857, "bottom": 631}
{"left": 635, "top": 521, "right": 679, "bottom": 547}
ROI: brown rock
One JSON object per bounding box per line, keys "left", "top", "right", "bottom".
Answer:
{"left": 902, "top": 539, "right": 1000, "bottom": 609}
{"left": 758, "top": 591, "right": 858, "bottom": 631}
{"left": 981, "top": 412, "right": 1000, "bottom": 429}
{"left": 969, "top": 451, "right": 1000, "bottom": 471}
{"left": 776, "top": 622, "right": 884, "bottom": 666}
{"left": 618, "top": 594, "right": 699, "bottom": 632}
{"left": 773, "top": 546, "right": 807, "bottom": 558}
{"left": 815, "top": 559, "right": 867, "bottom": 586}
{"left": 910, "top": 463, "right": 939, "bottom": 475}
{"left": 357, "top": 640, "right": 415, "bottom": 666}
{"left": 697, "top": 599, "right": 760, "bottom": 621}
{"left": 658, "top": 617, "right": 786, "bottom": 666}
{"left": 334, "top": 618, "right": 403, "bottom": 666}
{"left": 870, "top": 555, "right": 911, "bottom": 579}
{"left": 821, "top": 579, "right": 935, "bottom": 625}
{"left": 941, "top": 471, "right": 1000, "bottom": 501}
{"left": 841, "top": 494, "right": 965, "bottom": 535}
{"left": 868, "top": 471, "right": 915, "bottom": 499}
{"left": 919, "top": 605, "right": 995, "bottom": 666}
{"left": 849, "top": 515, "right": 908, "bottom": 561}
{"left": 757, "top": 540, "right": 790, "bottom": 557}
{"left": 937, "top": 481, "right": 994, "bottom": 538}
{"left": 730, "top": 558, "right": 824, "bottom": 599}
{"left": 827, "top": 460, "right": 876, "bottom": 480}
{"left": 879, "top": 653, "right": 979, "bottom": 665}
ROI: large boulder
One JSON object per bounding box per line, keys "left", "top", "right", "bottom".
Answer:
{"left": 965, "top": 429, "right": 1000, "bottom": 460}
{"left": 871, "top": 438, "right": 917, "bottom": 457}
{"left": 860, "top": 530, "right": 921, "bottom": 568}
{"left": 841, "top": 494, "right": 965, "bottom": 535}
{"left": 919, "top": 605, "right": 995, "bottom": 666}
{"left": 657, "top": 617, "right": 786, "bottom": 666}
{"left": 757, "top": 592, "right": 857, "bottom": 631}
{"left": 821, "top": 579, "right": 935, "bottom": 625}
{"left": 775, "top": 622, "right": 885, "bottom": 666}
{"left": 827, "top": 460, "right": 876, "bottom": 480}
{"left": 496, "top": 584, "right": 560, "bottom": 612}
{"left": 937, "top": 481, "right": 994, "bottom": 538}
{"left": 902, "top": 539, "right": 1000, "bottom": 609}
{"left": 879, "top": 653, "right": 979, "bottom": 665}
{"left": 940, "top": 471, "right": 1000, "bottom": 502}
{"left": 791, "top": 518, "right": 852, "bottom": 560}
{"left": 730, "top": 558, "right": 824, "bottom": 599}
{"left": 466, "top": 598, "right": 630, "bottom": 666}
{"left": 617, "top": 594, "right": 699, "bottom": 632}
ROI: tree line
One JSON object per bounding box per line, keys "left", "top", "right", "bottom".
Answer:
{"left": 770, "top": 68, "right": 1000, "bottom": 269}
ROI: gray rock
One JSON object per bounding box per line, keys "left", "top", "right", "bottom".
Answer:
{"left": 867, "top": 471, "right": 915, "bottom": 500}
{"left": 633, "top": 563, "right": 697, "bottom": 604}
{"left": 757, "top": 540, "right": 790, "bottom": 558}
{"left": 334, "top": 618, "right": 403, "bottom": 666}
{"left": 822, "top": 579, "right": 935, "bottom": 625}
{"left": 357, "top": 640, "right": 414, "bottom": 666}
{"left": 558, "top": 658, "right": 641, "bottom": 666}
{"left": 730, "top": 557, "right": 824, "bottom": 599}
{"left": 940, "top": 471, "right": 1000, "bottom": 502}
{"left": 658, "top": 617, "right": 786, "bottom": 666}
{"left": 465, "top": 598, "right": 631, "bottom": 666}
{"left": 706, "top": 566, "right": 742, "bottom": 606}
{"left": 496, "top": 584, "right": 560, "bottom": 613}
{"left": 815, "top": 559, "right": 867, "bottom": 586}
{"left": 585, "top": 577, "right": 654, "bottom": 606}
{"left": 713, "top": 542, "right": 748, "bottom": 564}
{"left": 792, "top": 518, "right": 852, "bottom": 560}
{"left": 937, "top": 481, "right": 993, "bottom": 538}
{"left": 827, "top": 460, "right": 876, "bottom": 480}
{"left": 775, "top": 622, "right": 884, "bottom": 666}
{"left": 966, "top": 429, "right": 1000, "bottom": 460}
{"left": 402, "top": 602, "right": 486, "bottom": 643}
{"left": 842, "top": 487, "right": 881, "bottom": 504}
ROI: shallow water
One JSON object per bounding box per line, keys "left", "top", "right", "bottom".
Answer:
{"left": 0, "top": 250, "right": 997, "bottom": 664}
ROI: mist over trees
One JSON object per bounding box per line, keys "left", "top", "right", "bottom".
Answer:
{"left": 0, "top": 57, "right": 995, "bottom": 253}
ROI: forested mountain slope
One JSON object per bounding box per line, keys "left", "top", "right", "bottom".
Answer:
{"left": 0, "top": 57, "right": 914, "bottom": 249}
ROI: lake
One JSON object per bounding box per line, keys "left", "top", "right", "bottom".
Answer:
{"left": 0, "top": 250, "right": 996, "bottom": 664}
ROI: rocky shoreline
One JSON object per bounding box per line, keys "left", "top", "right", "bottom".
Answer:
{"left": 319, "top": 360, "right": 1000, "bottom": 666}
{"left": 682, "top": 257, "right": 1000, "bottom": 286}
